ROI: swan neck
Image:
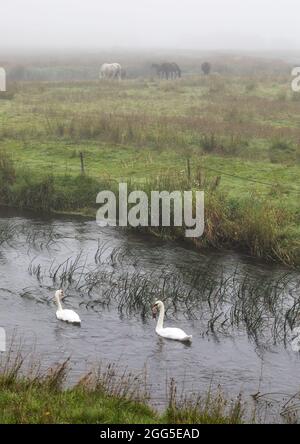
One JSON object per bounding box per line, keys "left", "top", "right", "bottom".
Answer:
{"left": 55, "top": 295, "right": 63, "bottom": 311}
{"left": 157, "top": 304, "right": 165, "bottom": 329}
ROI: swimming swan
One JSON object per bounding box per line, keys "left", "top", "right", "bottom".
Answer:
{"left": 54, "top": 289, "right": 81, "bottom": 325}
{"left": 152, "top": 300, "right": 192, "bottom": 342}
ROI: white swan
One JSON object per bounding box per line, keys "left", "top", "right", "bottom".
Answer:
{"left": 54, "top": 290, "right": 81, "bottom": 325}
{"left": 152, "top": 300, "right": 192, "bottom": 342}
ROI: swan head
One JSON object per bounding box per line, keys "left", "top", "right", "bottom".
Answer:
{"left": 54, "top": 289, "right": 64, "bottom": 302}
{"left": 152, "top": 300, "right": 164, "bottom": 319}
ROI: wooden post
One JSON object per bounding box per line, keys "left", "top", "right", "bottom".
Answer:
{"left": 187, "top": 157, "right": 191, "bottom": 183}
{"left": 80, "top": 152, "right": 85, "bottom": 175}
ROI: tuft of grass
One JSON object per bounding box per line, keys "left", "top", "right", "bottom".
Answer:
{"left": 269, "top": 140, "right": 298, "bottom": 164}
{"left": 0, "top": 150, "right": 16, "bottom": 200}
{"left": 164, "top": 379, "right": 245, "bottom": 424}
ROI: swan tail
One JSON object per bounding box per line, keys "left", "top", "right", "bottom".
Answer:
{"left": 184, "top": 335, "right": 192, "bottom": 342}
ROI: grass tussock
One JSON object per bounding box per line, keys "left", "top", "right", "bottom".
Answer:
{"left": 165, "top": 379, "right": 244, "bottom": 424}
{"left": 203, "top": 192, "right": 296, "bottom": 264}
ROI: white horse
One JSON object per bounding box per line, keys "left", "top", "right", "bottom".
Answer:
{"left": 100, "top": 63, "right": 122, "bottom": 80}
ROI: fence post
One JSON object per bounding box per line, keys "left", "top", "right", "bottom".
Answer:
{"left": 80, "top": 152, "right": 85, "bottom": 175}
{"left": 187, "top": 157, "right": 191, "bottom": 183}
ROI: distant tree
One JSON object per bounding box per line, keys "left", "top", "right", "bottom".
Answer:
{"left": 201, "top": 62, "right": 211, "bottom": 75}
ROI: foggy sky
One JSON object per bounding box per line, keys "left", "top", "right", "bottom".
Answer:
{"left": 1, "top": 0, "right": 299, "bottom": 51}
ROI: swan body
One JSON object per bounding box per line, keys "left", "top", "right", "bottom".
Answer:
{"left": 291, "top": 327, "right": 300, "bottom": 352}
{"left": 54, "top": 290, "right": 81, "bottom": 325}
{"left": 152, "top": 301, "right": 192, "bottom": 342}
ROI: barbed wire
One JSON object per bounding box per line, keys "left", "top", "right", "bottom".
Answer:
{"left": 198, "top": 164, "right": 300, "bottom": 194}
{"left": 132, "top": 162, "right": 300, "bottom": 195}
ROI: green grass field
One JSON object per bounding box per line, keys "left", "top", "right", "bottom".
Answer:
{"left": 0, "top": 73, "right": 299, "bottom": 265}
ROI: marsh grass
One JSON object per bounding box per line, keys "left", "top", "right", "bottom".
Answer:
{"left": 165, "top": 378, "right": 245, "bottom": 424}
{"left": 269, "top": 140, "right": 299, "bottom": 164}
{"left": 0, "top": 345, "right": 251, "bottom": 424}
{"left": 0, "top": 90, "right": 15, "bottom": 101}
{"left": 0, "top": 221, "right": 18, "bottom": 246}
{"left": 0, "top": 150, "right": 16, "bottom": 200}
{"left": 41, "top": 107, "right": 300, "bottom": 155}
{"left": 26, "top": 238, "right": 300, "bottom": 348}
{"left": 1, "top": 346, "right": 299, "bottom": 423}
{"left": 23, "top": 224, "right": 60, "bottom": 252}
{"left": 77, "top": 362, "right": 149, "bottom": 404}
{"left": 0, "top": 345, "right": 155, "bottom": 424}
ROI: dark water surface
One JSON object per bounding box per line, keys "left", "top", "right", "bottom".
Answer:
{"left": 0, "top": 207, "right": 300, "bottom": 419}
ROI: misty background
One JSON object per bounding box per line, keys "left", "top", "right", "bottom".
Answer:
{"left": 1, "top": 0, "right": 300, "bottom": 51}
{"left": 0, "top": 0, "right": 300, "bottom": 81}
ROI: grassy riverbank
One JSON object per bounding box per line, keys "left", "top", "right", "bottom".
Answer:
{"left": 0, "top": 353, "right": 245, "bottom": 424}
{"left": 2, "top": 351, "right": 300, "bottom": 424}
{"left": 0, "top": 380, "right": 246, "bottom": 424}
{"left": 0, "top": 69, "right": 299, "bottom": 265}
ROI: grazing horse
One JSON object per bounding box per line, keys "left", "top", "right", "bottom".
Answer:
{"left": 100, "top": 63, "right": 122, "bottom": 80}
{"left": 171, "top": 63, "right": 181, "bottom": 78}
{"left": 152, "top": 63, "right": 164, "bottom": 79}
{"left": 152, "top": 62, "right": 181, "bottom": 80}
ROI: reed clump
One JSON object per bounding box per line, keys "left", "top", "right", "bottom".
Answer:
{"left": 165, "top": 379, "right": 245, "bottom": 424}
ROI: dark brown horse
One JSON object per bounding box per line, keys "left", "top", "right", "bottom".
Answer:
{"left": 152, "top": 62, "right": 181, "bottom": 80}
{"left": 171, "top": 63, "right": 181, "bottom": 78}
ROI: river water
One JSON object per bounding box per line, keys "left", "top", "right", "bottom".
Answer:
{"left": 0, "top": 207, "right": 300, "bottom": 420}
